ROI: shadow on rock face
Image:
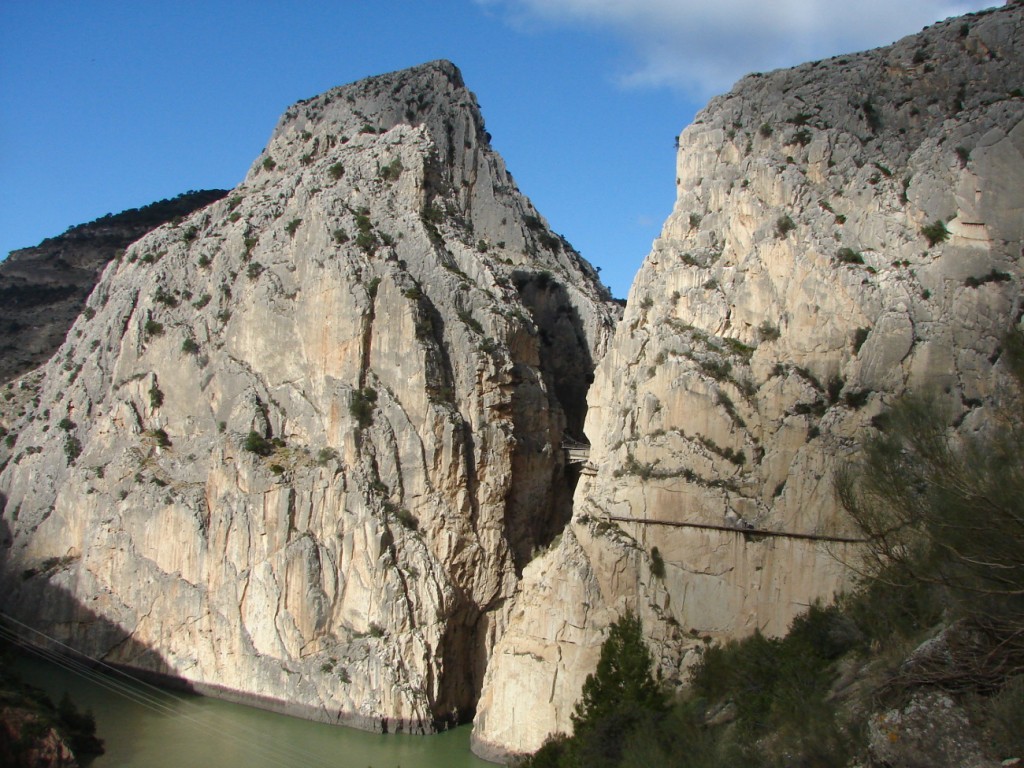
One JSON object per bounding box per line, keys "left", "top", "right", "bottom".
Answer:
{"left": 0, "top": 512, "right": 187, "bottom": 694}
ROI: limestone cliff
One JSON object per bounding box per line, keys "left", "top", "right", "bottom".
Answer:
{"left": 0, "top": 190, "right": 229, "bottom": 385}
{"left": 0, "top": 60, "right": 617, "bottom": 732}
{"left": 473, "top": 4, "right": 1024, "bottom": 759}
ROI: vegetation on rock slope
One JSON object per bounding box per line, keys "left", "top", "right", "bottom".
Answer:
{"left": 518, "top": 331, "right": 1024, "bottom": 767}
{"left": 0, "top": 189, "right": 228, "bottom": 384}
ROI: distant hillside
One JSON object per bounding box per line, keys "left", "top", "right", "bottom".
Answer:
{"left": 0, "top": 190, "right": 228, "bottom": 384}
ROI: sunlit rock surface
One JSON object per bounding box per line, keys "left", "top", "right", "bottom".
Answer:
{"left": 473, "top": 5, "right": 1024, "bottom": 759}
{"left": 0, "top": 60, "right": 617, "bottom": 733}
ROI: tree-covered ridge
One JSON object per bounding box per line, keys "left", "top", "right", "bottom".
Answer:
{"left": 57, "top": 189, "right": 229, "bottom": 241}
{"left": 0, "top": 189, "right": 229, "bottom": 385}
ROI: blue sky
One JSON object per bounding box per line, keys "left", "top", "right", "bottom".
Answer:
{"left": 0, "top": 1, "right": 997, "bottom": 299}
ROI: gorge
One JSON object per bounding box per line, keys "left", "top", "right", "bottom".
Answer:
{"left": 1, "top": 3, "right": 1023, "bottom": 766}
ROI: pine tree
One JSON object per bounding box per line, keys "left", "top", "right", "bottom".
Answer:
{"left": 568, "top": 611, "right": 667, "bottom": 767}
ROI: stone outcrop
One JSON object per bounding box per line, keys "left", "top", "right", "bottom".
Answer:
{"left": 0, "top": 190, "right": 228, "bottom": 385}
{"left": 473, "top": 4, "right": 1024, "bottom": 759}
{"left": 0, "top": 61, "right": 617, "bottom": 732}
{"left": 0, "top": 707, "right": 80, "bottom": 768}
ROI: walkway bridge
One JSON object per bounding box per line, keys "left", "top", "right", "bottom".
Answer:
{"left": 601, "top": 514, "right": 866, "bottom": 544}
{"left": 562, "top": 439, "right": 597, "bottom": 475}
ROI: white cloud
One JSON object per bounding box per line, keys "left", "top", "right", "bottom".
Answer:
{"left": 480, "top": 0, "right": 1002, "bottom": 96}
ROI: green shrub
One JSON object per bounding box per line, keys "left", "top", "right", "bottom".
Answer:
{"left": 921, "top": 219, "right": 950, "bottom": 247}
{"left": 285, "top": 218, "right": 302, "bottom": 237}
{"left": 650, "top": 547, "right": 665, "bottom": 579}
{"left": 355, "top": 230, "right": 378, "bottom": 255}
{"left": 149, "top": 383, "right": 164, "bottom": 409}
{"left": 349, "top": 387, "right": 377, "bottom": 429}
{"left": 758, "top": 321, "right": 781, "bottom": 342}
{"left": 836, "top": 382, "right": 1024, "bottom": 636}
{"left": 791, "top": 128, "right": 812, "bottom": 146}
{"left": 458, "top": 310, "right": 484, "bottom": 335}
{"left": 827, "top": 375, "right": 844, "bottom": 404}
{"left": 316, "top": 447, "right": 338, "bottom": 466}
{"left": 568, "top": 612, "right": 668, "bottom": 767}
{"left": 63, "top": 435, "right": 82, "bottom": 463}
{"left": 837, "top": 247, "right": 864, "bottom": 264}
{"left": 328, "top": 162, "right": 344, "bottom": 180}
{"left": 964, "top": 269, "right": 1011, "bottom": 288}
{"left": 982, "top": 674, "right": 1024, "bottom": 759}
{"left": 379, "top": 158, "right": 403, "bottom": 181}
{"left": 56, "top": 692, "right": 102, "bottom": 757}
{"left": 181, "top": 338, "right": 200, "bottom": 355}
{"left": 243, "top": 431, "right": 274, "bottom": 456}
{"left": 144, "top": 319, "right": 164, "bottom": 338}
{"left": 775, "top": 215, "right": 796, "bottom": 238}
{"left": 852, "top": 326, "right": 870, "bottom": 353}
{"left": 151, "top": 428, "right": 171, "bottom": 447}
{"left": 395, "top": 507, "right": 419, "bottom": 532}
{"left": 862, "top": 99, "right": 881, "bottom": 132}
{"left": 262, "top": 157, "right": 276, "bottom": 171}
{"left": 843, "top": 388, "right": 870, "bottom": 409}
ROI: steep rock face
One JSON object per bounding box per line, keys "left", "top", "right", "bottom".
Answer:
{"left": 0, "top": 190, "right": 228, "bottom": 385}
{"left": 0, "top": 61, "right": 617, "bottom": 731}
{"left": 473, "top": 5, "right": 1024, "bottom": 758}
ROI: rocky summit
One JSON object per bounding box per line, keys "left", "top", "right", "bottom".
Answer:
{"left": 473, "top": 3, "right": 1024, "bottom": 760}
{"left": 0, "top": 60, "right": 617, "bottom": 733}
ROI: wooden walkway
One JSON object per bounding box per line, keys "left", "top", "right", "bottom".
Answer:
{"left": 562, "top": 439, "right": 599, "bottom": 474}
{"left": 562, "top": 439, "right": 591, "bottom": 465}
{"left": 604, "top": 515, "right": 866, "bottom": 544}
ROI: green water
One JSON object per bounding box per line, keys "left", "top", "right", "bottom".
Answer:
{"left": 11, "top": 654, "right": 492, "bottom": 768}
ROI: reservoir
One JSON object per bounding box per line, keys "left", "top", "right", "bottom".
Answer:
{"left": 11, "top": 651, "right": 492, "bottom": 768}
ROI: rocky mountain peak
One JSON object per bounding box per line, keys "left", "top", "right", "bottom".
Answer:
{"left": 0, "top": 62, "right": 617, "bottom": 733}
